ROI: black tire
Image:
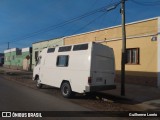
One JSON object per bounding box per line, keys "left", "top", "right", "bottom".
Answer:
{"left": 61, "top": 82, "right": 73, "bottom": 98}
{"left": 36, "top": 78, "right": 42, "bottom": 89}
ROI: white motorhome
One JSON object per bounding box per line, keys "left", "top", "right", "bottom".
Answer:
{"left": 33, "top": 42, "right": 116, "bottom": 98}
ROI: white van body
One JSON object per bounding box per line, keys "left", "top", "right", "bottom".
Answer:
{"left": 33, "top": 42, "right": 116, "bottom": 96}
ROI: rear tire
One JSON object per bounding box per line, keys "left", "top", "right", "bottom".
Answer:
{"left": 61, "top": 82, "right": 73, "bottom": 98}
{"left": 36, "top": 78, "right": 42, "bottom": 89}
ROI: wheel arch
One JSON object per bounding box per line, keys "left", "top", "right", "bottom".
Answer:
{"left": 60, "top": 80, "right": 72, "bottom": 90}
{"left": 34, "top": 74, "right": 39, "bottom": 81}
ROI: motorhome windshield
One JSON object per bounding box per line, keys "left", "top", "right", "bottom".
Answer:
{"left": 35, "top": 56, "right": 41, "bottom": 66}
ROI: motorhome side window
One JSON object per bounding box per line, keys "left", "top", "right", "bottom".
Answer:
{"left": 57, "top": 55, "right": 69, "bottom": 67}
{"left": 58, "top": 46, "right": 71, "bottom": 52}
{"left": 73, "top": 44, "right": 88, "bottom": 51}
{"left": 47, "top": 48, "right": 55, "bottom": 53}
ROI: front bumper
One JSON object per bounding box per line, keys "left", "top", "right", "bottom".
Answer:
{"left": 85, "top": 84, "right": 116, "bottom": 92}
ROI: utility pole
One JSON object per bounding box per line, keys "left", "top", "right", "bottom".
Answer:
{"left": 121, "top": 0, "right": 126, "bottom": 96}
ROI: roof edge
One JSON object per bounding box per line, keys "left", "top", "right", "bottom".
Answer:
{"left": 64, "top": 16, "right": 159, "bottom": 39}
{"left": 32, "top": 37, "right": 63, "bottom": 44}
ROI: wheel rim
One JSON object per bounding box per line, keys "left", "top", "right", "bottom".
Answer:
{"left": 63, "top": 85, "right": 69, "bottom": 95}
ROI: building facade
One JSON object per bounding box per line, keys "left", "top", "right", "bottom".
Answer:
{"left": 64, "top": 17, "right": 160, "bottom": 87}
{"left": 21, "top": 47, "right": 32, "bottom": 71}
{"left": 0, "top": 53, "right": 4, "bottom": 66}
{"left": 4, "top": 48, "right": 21, "bottom": 69}
{"left": 4, "top": 47, "right": 32, "bottom": 70}
{"left": 32, "top": 38, "right": 64, "bottom": 68}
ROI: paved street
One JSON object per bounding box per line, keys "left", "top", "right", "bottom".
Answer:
{"left": 0, "top": 77, "right": 89, "bottom": 111}
{"left": 0, "top": 67, "right": 159, "bottom": 119}
{"left": 0, "top": 77, "right": 127, "bottom": 120}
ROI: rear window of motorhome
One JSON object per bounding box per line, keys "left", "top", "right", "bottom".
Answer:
{"left": 57, "top": 55, "right": 69, "bottom": 67}
{"left": 73, "top": 44, "right": 88, "bottom": 51}
{"left": 47, "top": 48, "right": 55, "bottom": 53}
{"left": 58, "top": 46, "right": 71, "bottom": 52}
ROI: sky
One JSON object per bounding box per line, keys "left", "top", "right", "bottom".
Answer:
{"left": 0, "top": 0, "right": 160, "bottom": 52}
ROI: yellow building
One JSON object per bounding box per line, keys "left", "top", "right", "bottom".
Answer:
{"left": 64, "top": 17, "right": 160, "bottom": 87}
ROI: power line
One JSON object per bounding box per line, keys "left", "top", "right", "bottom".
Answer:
{"left": 38, "top": 1, "right": 120, "bottom": 44}
{"left": 1, "top": 1, "right": 121, "bottom": 52}
{"left": 7, "top": 1, "right": 121, "bottom": 44}
{"left": 72, "top": 13, "right": 108, "bottom": 35}
{"left": 71, "top": 1, "right": 120, "bottom": 35}
{"left": 60, "top": 0, "right": 99, "bottom": 37}
{"left": 41, "top": 1, "right": 120, "bottom": 40}
{"left": 69, "top": 11, "right": 121, "bottom": 42}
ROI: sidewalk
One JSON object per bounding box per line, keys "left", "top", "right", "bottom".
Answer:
{"left": 103, "top": 83, "right": 160, "bottom": 111}
{"left": 0, "top": 66, "right": 160, "bottom": 111}
{"left": 0, "top": 67, "right": 32, "bottom": 74}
